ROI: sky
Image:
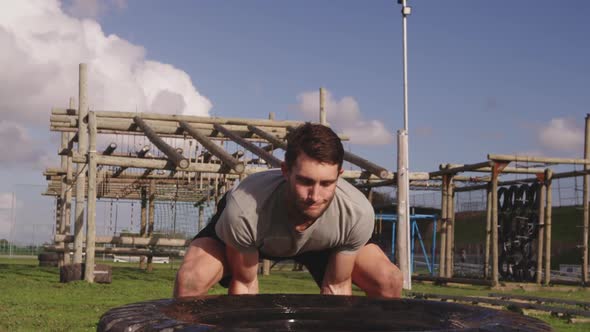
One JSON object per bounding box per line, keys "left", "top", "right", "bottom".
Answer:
{"left": 1, "top": 0, "right": 588, "bottom": 243}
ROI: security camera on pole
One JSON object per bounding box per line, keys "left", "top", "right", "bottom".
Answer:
{"left": 396, "top": 0, "right": 412, "bottom": 290}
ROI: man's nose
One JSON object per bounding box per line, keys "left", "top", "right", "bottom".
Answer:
{"left": 308, "top": 184, "right": 320, "bottom": 202}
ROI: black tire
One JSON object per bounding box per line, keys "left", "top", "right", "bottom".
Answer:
{"left": 38, "top": 252, "right": 59, "bottom": 267}
{"left": 97, "top": 295, "right": 552, "bottom": 332}
{"left": 60, "top": 263, "right": 112, "bottom": 284}
{"left": 526, "top": 182, "right": 539, "bottom": 210}
{"left": 498, "top": 187, "right": 511, "bottom": 212}
{"left": 514, "top": 185, "right": 527, "bottom": 211}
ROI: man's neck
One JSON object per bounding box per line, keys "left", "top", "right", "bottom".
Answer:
{"left": 293, "top": 218, "right": 316, "bottom": 232}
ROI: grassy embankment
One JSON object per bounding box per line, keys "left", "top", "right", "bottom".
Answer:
{"left": 1, "top": 256, "right": 589, "bottom": 331}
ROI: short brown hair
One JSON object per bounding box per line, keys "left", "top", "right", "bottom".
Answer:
{"left": 284, "top": 123, "right": 344, "bottom": 170}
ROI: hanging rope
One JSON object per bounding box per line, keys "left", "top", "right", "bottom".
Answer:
{"left": 109, "top": 199, "right": 114, "bottom": 234}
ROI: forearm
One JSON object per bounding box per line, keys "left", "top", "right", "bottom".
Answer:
{"left": 320, "top": 277, "right": 352, "bottom": 295}
{"left": 228, "top": 276, "right": 259, "bottom": 295}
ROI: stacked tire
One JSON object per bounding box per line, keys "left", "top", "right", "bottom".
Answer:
{"left": 60, "top": 263, "right": 112, "bottom": 284}
{"left": 498, "top": 183, "right": 539, "bottom": 282}
{"left": 38, "top": 252, "right": 59, "bottom": 267}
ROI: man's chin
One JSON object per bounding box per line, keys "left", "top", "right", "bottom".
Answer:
{"left": 300, "top": 207, "right": 326, "bottom": 220}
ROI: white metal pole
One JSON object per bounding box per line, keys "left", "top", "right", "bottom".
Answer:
{"left": 401, "top": 0, "right": 410, "bottom": 132}
{"left": 396, "top": 0, "right": 412, "bottom": 290}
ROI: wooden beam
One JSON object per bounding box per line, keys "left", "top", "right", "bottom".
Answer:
{"left": 213, "top": 124, "right": 282, "bottom": 168}
{"left": 439, "top": 163, "right": 546, "bottom": 175}
{"left": 133, "top": 116, "right": 189, "bottom": 169}
{"left": 180, "top": 121, "right": 245, "bottom": 174}
{"left": 429, "top": 161, "right": 492, "bottom": 177}
{"left": 55, "top": 234, "right": 191, "bottom": 247}
{"left": 44, "top": 244, "right": 186, "bottom": 257}
{"left": 343, "top": 151, "right": 389, "bottom": 179}
{"left": 489, "top": 153, "right": 590, "bottom": 165}
{"left": 96, "top": 110, "right": 305, "bottom": 127}
{"left": 454, "top": 168, "right": 590, "bottom": 192}
{"left": 247, "top": 125, "right": 286, "bottom": 149}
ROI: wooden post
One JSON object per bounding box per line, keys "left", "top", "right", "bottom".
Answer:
{"left": 147, "top": 180, "right": 155, "bottom": 272}
{"left": 63, "top": 98, "right": 75, "bottom": 265}
{"left": 447, "top": 179, "right": 455, "bottom": 277}
{"left": 198, "top": 205, "right": 205, "bottom": 232}
{"left": 544, "top": 169, "right": 553, "bottom": 286}
{"left": 73, "top": 63, "right": 88, "bottom": 265}
{"left": 140, "top": 187, "right": 147, "bottom": 270}
{"left": 491, "top": 164, "right": 500, "bottom": 287}
{"left": 536, "top": 180, "right": 546, "bottom": 284}
{"left": 484, "top": 183, "right": 492, "bottom": 279}
{"left": 84, "top": 111, "right": 97, "bottom": 282}
{"left": 57, "top": 132, "right": 68, "bottom": 267}
{"left": 262, "top": 259, "right": 271, "bottom": 276}
{"left": 319, "top": 87, "right": 327, "bottom": 125}
{"left": 583, "top": 114, "right": 589, "bottom": 284}
{"left": 439, "top": 174, "right": 448, "bottom": 277}
{"left": 444, "top": 176, "right": 453, "bottom": 278}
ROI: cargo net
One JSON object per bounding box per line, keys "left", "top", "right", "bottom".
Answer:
{"left": 153, "top": 199, "right": 217, "bottom": 239}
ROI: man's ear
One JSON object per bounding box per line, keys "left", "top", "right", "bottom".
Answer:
{"left": 338, "top": 168, "right": 344, "bottom": 176}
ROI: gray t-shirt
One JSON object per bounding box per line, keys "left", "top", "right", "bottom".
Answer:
{"left": 215, "top": 169, "right": 374, "bottom": 257}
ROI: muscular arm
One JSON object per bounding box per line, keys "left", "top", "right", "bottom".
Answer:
{"left": 320, "top": 251, "right": 357, "bottom": 295}
{"left": 226, "top": 244, "right": 259, "bottom": 295}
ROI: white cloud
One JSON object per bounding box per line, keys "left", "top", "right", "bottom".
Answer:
{"left": 537, "top": 118, "right": 583, "bottom": 153}
{"left": 296, "top": 89, "right": 393, "bottom": 145}
{"left": 0, "top": 0, "right": 212, "bottom": 126}
{"left": 64, "top": 0, "right": 127, "bottom": 19}
{"left": 0, "top": 121, "right": 53, "bottom": 168}
{"left": 0, "top": 0, "right": 212, "bottom": 169}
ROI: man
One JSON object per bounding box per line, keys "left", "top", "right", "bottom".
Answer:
{"left": 174, "top": 123, "right": 402, "bottom": 297}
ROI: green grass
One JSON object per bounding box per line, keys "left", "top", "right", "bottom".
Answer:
{"left": 1, "top": 257, "right": 589, "bottom": 331}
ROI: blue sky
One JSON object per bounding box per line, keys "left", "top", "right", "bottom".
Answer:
{"left": 97, "top": 0, "right": 589, "bottom": 167}
{"left": 1, "top": 0, "right": 588, "bottom": 243}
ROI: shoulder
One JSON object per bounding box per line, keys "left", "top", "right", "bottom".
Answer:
{"left": 334, "top": 178, "right": 374, "bottom": 216}
{"left": 227, "top": 169, "right": 285, "bottom": 212}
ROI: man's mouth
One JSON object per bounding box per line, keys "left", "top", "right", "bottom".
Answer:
{"left": 304, "top": 203, "right": 323, "bottom": 210}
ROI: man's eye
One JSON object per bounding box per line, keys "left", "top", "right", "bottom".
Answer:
{"left": 297, "top": 178, "right": 314, "bottom": 185}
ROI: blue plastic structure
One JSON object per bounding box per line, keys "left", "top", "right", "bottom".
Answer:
{"left": 375, "top": 213, "right": 438, "bottom": 275}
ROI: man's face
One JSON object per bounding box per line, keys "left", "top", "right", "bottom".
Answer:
{"left": 282, "top": 151, "right": 342, "bottom": 222}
